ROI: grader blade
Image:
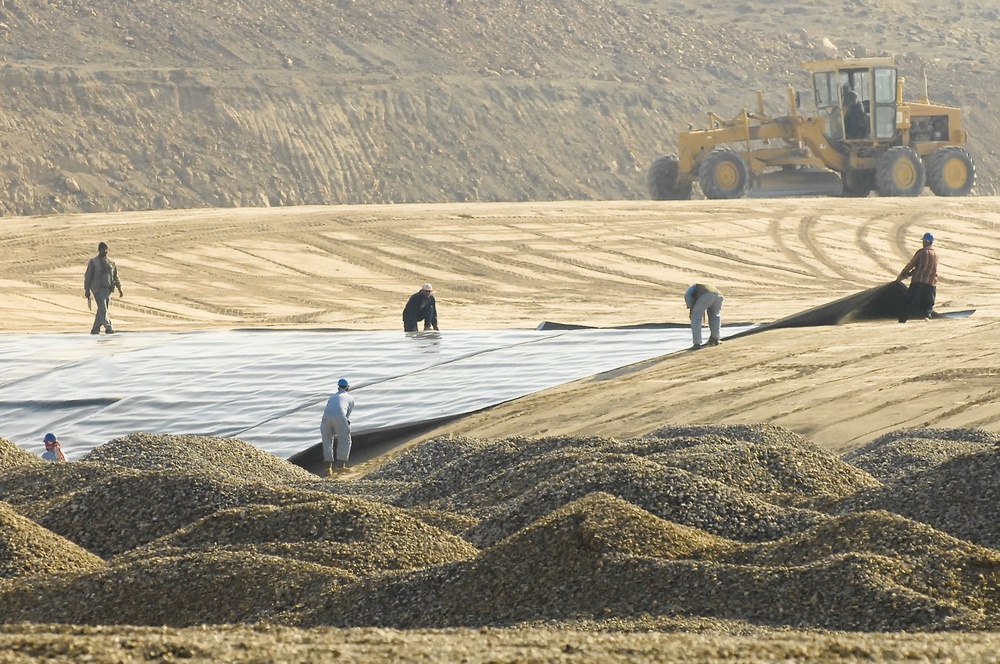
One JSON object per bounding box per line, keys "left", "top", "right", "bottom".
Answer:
{"left": 747, "top": 169, "right": 843, "bottom": 198}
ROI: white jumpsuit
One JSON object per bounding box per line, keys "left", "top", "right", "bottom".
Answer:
{"left": 321, "top": 389, "right": 355, "bottom": 464}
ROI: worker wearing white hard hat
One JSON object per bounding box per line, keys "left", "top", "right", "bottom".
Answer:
{"left": 402, "top": 283, "right": 439, "bottom": 332}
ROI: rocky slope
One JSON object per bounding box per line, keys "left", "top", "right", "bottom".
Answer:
{"left": 0, "top": 0, "right": 995, "bottom": 216}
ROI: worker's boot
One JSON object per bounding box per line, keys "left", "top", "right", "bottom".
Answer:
{"left": 707, "top": 337, "right": 720, "bottom": 347}
{"left": 325, "top": 463, "right": 335, "bottom": 477}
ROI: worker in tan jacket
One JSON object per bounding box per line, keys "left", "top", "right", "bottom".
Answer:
{"left": 83, "top": 241, "right": 123, "bottom": 335}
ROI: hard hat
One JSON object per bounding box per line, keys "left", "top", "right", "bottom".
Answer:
{"left": 922, "top": 232, "right": 934, "bottom": 243}
{"left": 337, "top": 378, "right": 350, "bottom": 388}
{"left": 421, "top": 283, "right": 433, "bottom": 291}
{"left": 43, "top": 432, "right": 58, "bottom": 443}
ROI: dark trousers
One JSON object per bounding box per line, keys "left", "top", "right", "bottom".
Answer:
{"left": 899, "top": 282, "right": 936, "bottom": 322}
{"left": 403, "top": 316, "right": 431, "bottom": 332}
{"left": 91, "top": 288, "right": 113, "bottom": 333}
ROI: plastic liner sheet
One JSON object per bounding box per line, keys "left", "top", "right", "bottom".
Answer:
{"left": 727, "top": 282, "right": 974, "bottom": 340}
{"left": 0, "top": 326, "right": 753, "bottom": 460}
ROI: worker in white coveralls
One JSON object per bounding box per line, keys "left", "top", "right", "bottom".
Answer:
{"left": 321, "top": 378, "right": 355, "bottom": 476}
{"left": 684, "top": 283, "right": 724, "bottom": 350}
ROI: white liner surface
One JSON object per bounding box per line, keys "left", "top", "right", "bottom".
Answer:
{"left": 0, "top": 326, "right": 752, "bottom": 459}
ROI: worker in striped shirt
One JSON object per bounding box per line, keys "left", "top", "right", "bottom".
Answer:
{"left": 896, "top": 232, "right": 938, "bottom": 323}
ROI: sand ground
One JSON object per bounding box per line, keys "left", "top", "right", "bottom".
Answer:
{"left": 4, "top": 197, "right": 1000, "bottom": 455}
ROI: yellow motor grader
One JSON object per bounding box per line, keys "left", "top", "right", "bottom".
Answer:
{"left": 647, "top": 57, "right": 975, "bottom": 199}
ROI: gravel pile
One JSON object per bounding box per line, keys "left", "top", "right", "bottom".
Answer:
{"left": 0, "top": 436, "right": 43, "bottom": 472}
{"left": 310, "top": 477, "right": 418, "bottom": 504}
{"left": 0, "top": 461, "right": 135, "bottom": 512}
{"left": 402, "top": 507, "right": 480, "bottom": 536}
{"left": 839, "top": 443, "right": 1000, "bottom": 551}
{"left": 714, "top": 510, "right": 1000, "bottom": 617}
{"left": 83, "top": 433, "right": 317, "bottom": 485}
{"left": 0, "top": 503, "right": 104, "bottom": 579}
{"left": 116, "top": 498, "right": 478, "bottom": 576}
{"left": 2, "top": 425, "right": 1000, "bottom": 633}
{"left": 305, "top": 492, "right": 983, "bottom": 631}
{"left": 462, "top": 456, "right": 828, "bottom": 548}
{"left": 0, "top": 550, "right": 349, "bottom": 626}
{"left": 843, "top": 427, "right": 999, "bottom": 483}
{"left": 644, "top": 427, "right": 881, "bottom": 505}
{"left": 372, "top": 433, "right": 836, "bottom": 547}
{"left": 30, "top": 470, "right": 330, "bottom": 557}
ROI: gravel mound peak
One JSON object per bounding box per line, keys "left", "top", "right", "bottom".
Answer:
{"left": 0, "top": 436, "right": 43, "bottom": 473}
{"left": 0, "top": 503, "right": 105, "bottom": 580}
{"left": 83, "top": 432, "right": 316, "bottom": 485}
{"left": 843, "top": 427, "right": 999, "bottom": 483}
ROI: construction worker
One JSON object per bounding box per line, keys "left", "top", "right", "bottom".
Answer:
{"left": 843, "top": 89, "right": 868, "bottom": 139}
{"left": 83, "top": 241, "right": 123, "bottom": 334}
{"left": 896, "top": 232, "right": 938, "bottom": 322}
{"left": 41, "top": 432, "right": 67, "bottom": 462}
{"left": 684, "top": 283, "right": 724, "bottom": 350}
{"left": 402, "top": 283, "right": 439, "bottom": 332}
{"left": 321, "top": 378, "right": 355, "bottom": 475}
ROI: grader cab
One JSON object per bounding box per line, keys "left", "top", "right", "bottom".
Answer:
{"left": 647, "top": 57, "right": 975, "bottom": 199}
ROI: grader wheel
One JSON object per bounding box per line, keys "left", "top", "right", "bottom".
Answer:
{"left": 647, "top": 155, "right": 693, "bottom": 200}
{"left": 699, "top": 148, "right": 749, "bottom": 199}
{"left": 841, "top": 169, "right": 875, "bottom": 197}
{"left": 927, "top": 146, "right": 975, "bottom": 197}
{"left": 876, "top": 146, "right": 926, "bottom": 197}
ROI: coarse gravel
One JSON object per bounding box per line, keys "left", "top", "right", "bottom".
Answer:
{"left": 2, "top": 426, "right": 1000, "bottom": 639}
{"left": 82, "top": 432, "right": 318, "bottom": 485}
{"left": 0, "top": 437, "right": 43, "bottom": 473}
{"left": 304, "top": 492, "right": 983, "bottom": 631}
{"left": 0, "top": 503, "right": 104, "bottom": 580}
{"left": 115, "top": 498, "right": 479, "bottom": 576}
{"left": 9, "top": 624, "right": 1000, "bottom": 663}
{"left": 0, "top": 550, "right": 350, "bottom": 626}
{"left": 837, "top": 442, "right": 1000, "bottom": 551}
{"left": 843, "top": 427, "right": 999, "bottom": 484}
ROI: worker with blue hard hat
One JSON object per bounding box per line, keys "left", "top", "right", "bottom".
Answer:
{"left": 321, "top": 378, "right": 355, "bottom": 476}
{"left": 41, "top": 432, "right": 67, "bottom": 462}
{"left": 896, "top": 232, "right": 938, "bottom": 322}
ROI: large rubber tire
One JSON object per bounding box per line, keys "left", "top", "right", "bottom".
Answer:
{"left": 699, "top": 148, "right": 749, "bottom": 199}
{"left": 841, "top": 169, "right": 875, "bottom": 197}
{"left": 927, "top": 146, "right": 975, "bottom": 196}
{"left": 647, "top": 155, "right": 693, "bottom": 200}
{"left": 876, "top": 146, "right": 926, "bottom": 197}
